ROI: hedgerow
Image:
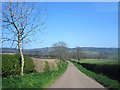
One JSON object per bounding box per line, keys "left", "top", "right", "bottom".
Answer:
{"left": 2, "top": 54, "right": 35, "bottom": 76}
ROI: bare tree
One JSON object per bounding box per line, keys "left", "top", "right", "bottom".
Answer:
{"left": 97, "top": 52, "right": 106, "bottom": 60}
{"left": 1, "top": 1, "right": 47, "bottom": 76}
{"left": 76, "top": 46, "right": 82, "bottom": 62}
{"left": 51, "top": 41, "right": 67, "bottom": 66}
{"left": 75, "top": 47, "right": 86, "bottom": 62}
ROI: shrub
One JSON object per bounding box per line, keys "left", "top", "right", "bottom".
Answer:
{"left": 32, "top": 59, "right": 45, "bottom": 73}
{"left": 62, "top": 61, "right": 66, "bottom": 65}
{"left": 77, "top": 61, "right": 81, "bottom": 64}
{"left": 2, "top": 54, "right": 20, "bottom": 77}
{"left": 45, "top": 61, "right": 49, "bottom": 71}
{"left": 80, "top": 63, "right": 120, "bottom": 82}
{"left": 14, "top": 54, "right": 35, "bottom": 73}
{"left": 48, "top": 62, "right": 58, "bottom": 71}
{"left": 57, "top": 61, "right": 61, "bottom": 68}
{"left": 2, "top": 54, "right": 35, "bottom": 77}
{"left": 23, "top": 55, "right": 35, "bottom": 73}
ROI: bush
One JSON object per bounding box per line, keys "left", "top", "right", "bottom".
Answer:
{"left": 23, "top": 55, "right": 35, "bottom": 73}
{"left": 48, "top": 62, "right": 58, "bottom": 71}
{"left": 2, "top": 54, "right": 35, "bottom": 77}
{"left": 80, "top": 63, "right": 120, "bottom": 82}
{"left": 77, "top": 61, "right": 81, "bottom": 64}
{"left": 14, "top": 54, "right": 35, "bottom": 73}
{"left": 62, "top": 61, "right": 66, "bottom": 65}
{"left": 57, "top": 60, "right": 66, "bottom": 68}
{"left": 57, "top": 61, "right": 61, "bottom": 68}
{"left": 2, "top": 54, "right": 20, "bottom": 77}
{"left": 45, "top": 61, "right": 49, "bottom": 71}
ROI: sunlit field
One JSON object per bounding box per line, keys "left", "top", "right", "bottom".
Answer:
{"left": 71, "top": 59, "right": 118, "bottom": 64}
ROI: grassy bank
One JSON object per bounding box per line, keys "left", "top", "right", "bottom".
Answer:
{"left": 2, "top": 62, "right": 68, "bottom": 88}
{"left": 70, "top": 60, "right": 120, "bottom": 89}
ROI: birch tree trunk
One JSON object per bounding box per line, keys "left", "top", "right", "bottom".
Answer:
{"left": 18, "top": 36, "right": 24, "bottom": 76}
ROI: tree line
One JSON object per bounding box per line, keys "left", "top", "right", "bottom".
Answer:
{"left": 25, "top": 41, "right": 86, "bottom": 61}
{"left": 24, "top": 41, "right": 118, "bottom": 61}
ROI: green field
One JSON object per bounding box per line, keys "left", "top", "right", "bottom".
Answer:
{"left": 71, "top": 59, "right": 118, "bottom": 64}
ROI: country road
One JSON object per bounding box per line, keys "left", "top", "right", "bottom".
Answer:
{"left": 48, "top": 61, "right": 106, "bottom": 88}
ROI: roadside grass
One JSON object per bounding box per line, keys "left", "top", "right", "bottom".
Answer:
{"left": 2, "top": 62, "right": 68, "bottom": 88}
{"left": 70, "top": 60, "right": 120, "bottom": 89}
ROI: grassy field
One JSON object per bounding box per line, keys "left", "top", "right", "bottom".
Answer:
{"left": 71, "top": 59, "right": 118, "bottom": 64}
{"left": 2, "top": 62, "right": 68, "bottom": 88}
{"left": 70, "top": 60, "right": 120, "bottom": 89}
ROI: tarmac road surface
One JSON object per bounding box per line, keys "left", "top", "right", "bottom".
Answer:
{"left": 48, "top": 61, "right": 106, "bottom": 88}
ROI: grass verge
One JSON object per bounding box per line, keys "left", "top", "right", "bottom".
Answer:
{"left": 2, "top": 62, "right": 68, "bottom": 88}
{"left": 70, "top": 60, "right": 120, "bottom": 89}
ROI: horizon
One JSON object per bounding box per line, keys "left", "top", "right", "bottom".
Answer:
{"left": 2, "top": 46, "right": 118, "bottom": 49}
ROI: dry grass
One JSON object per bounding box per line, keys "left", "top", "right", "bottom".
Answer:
{"left": 48, "top": 62, "right": 58, "bottom": 71}
{"left": 31, "top": 57, "right": 59, "bottom": 72}
{"left": 40, "top": 59, "right": 59, "bottom": 62}
{"left": 32, "top": 57, "right": 45, "bottom": 73}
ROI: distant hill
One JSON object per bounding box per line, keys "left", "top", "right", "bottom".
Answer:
{"left": 69, "top": 47, "right": 118, "bottom": 52}
{"left": 1, "top": 47, "right": 52, "bottom": 54}
{"left": 1, "top": 47, "right": 118, "bottom": 59}
{"left": 2, "top": 47, "right": 118, "bottom": 54}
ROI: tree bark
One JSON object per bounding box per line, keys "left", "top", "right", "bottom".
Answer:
{"left": 18, "top": 38, "right": 24, "bottom": 76}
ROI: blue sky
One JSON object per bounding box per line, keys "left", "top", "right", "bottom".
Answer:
{"left": 3, "top": 2, "right": 118, "bottom": 49}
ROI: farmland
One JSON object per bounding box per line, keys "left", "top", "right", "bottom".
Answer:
{"left": 71, "top": 59, "right": 118, "bottom": 64}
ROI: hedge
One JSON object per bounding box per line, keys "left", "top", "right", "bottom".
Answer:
{"left": 2, "top": 54, "right": 35, "bottom": 77}
{"left": 14, "top": 54, "right": 35, "bottom": 73}
{"left": 2, "top": 54, "right": 20, "bottom": 77}
{"left": 80, "top": 63, "right": 120, "bottom": 82}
